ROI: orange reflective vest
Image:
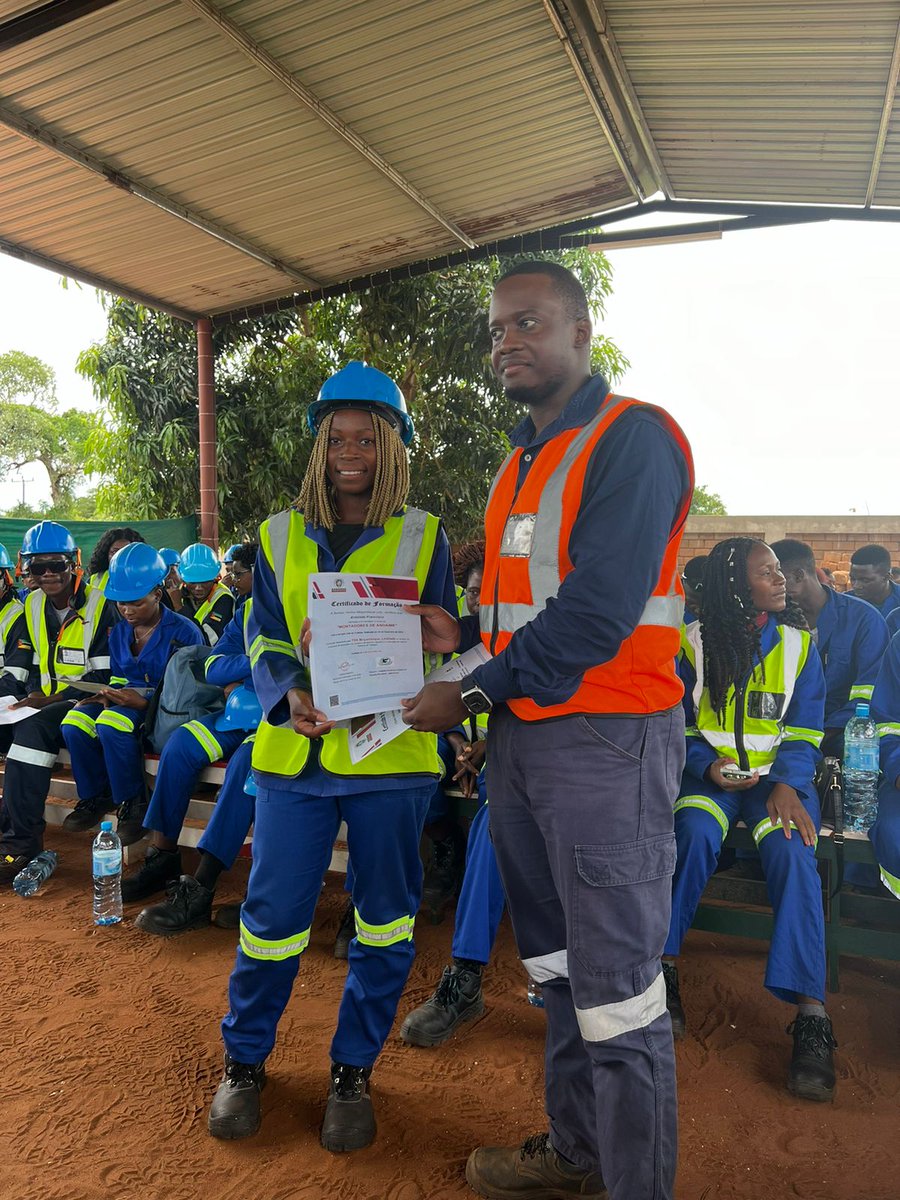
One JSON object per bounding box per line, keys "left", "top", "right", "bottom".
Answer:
{"left": 480, "top": 393, "right": 694, "bottom": 720}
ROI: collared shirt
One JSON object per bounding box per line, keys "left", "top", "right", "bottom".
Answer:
{"left": 856, "top": 579, "right": 900, "bottom": 622}
{"left": 468, "top": 374, "right": 691, "bottom": 710}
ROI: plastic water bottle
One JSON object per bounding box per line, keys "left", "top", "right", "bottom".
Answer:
{"left": 527, "top": 980, "right": 545, "bottom": 1008}
{"left": 843, "top": 702, "right": 880, "bottom": 833}
{"left": 92, "top": 821, "right": 123, "bottom": 926}
{"left": 12, "top": 849, "right": 58, "bottom": 897}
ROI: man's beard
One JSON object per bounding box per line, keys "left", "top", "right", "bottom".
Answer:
{"left": 502, "top": 373, "right": 563, "bottom": 408}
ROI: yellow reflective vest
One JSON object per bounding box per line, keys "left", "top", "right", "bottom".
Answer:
{"left": 0, "top": 593, "right": 24, "bottom": 672}
{"left": 24, "top": 585, "right": 109, "bottom": 695}
{"left": 251, "top": 507, "right": 442, "bottom": 780}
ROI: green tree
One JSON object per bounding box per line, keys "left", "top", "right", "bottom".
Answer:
{"left": 0, "top": 351, "right": 99, "bottom": 509}
{"left": 690, "top": 483, "right": 727, "bottom": 515}
{"left": 78, "top": 250, "right": 629, "bottom": 543}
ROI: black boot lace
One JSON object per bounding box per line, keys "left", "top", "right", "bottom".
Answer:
{"left": 433, "top": 966, "right": 460, "bottom": 1009}
{"left": 520, "top": 1133, "right": 552, "bottom": 1161}
{"left": 224, "top": 1058, "right": 262, "bottom": 1088}
{"left": 787, "top": 1014, "right": 838, "bottom": 1057}
{"left": 662, "top": 961, "right": 681, "bottom": 1003}
{"left": 332, "top": 1062, "right": 368, "bottom": 1100}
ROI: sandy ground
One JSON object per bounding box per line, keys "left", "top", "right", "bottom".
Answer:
{"left": 2, "top": 827, "right": 900, "bottom": 1200}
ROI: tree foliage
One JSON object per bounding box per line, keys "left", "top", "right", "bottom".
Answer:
{"left": 690, "top": 483, "right": 727, "bottom": 515}
{"left": 0, "top": 350, "right": 99, "bottom": 510}
{"left": 78, "top": 250, "right": 629, "bottom": 543}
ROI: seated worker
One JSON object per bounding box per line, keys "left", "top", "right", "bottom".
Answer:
{"left": 0, "top": 522, "right": 116, "bottom": 884}
{"left": 772, "top": 539, "right": 889, "bottom": 757}
{"left": 207, "top": 361, "right": 455, "bottom": 1153}
{"left": 888, "top": 607, "right": 900, "bottom": 639}
{"left": 87, "top": 527, "right": 146, "bottom": 594}
{"left": 60, "top": 544, "right": 204, "bottom": 842}
{"left": 120, "top": 542, "right": 257, "bottom": 899}
{"left": 681, "top": 555, "right": 707, "bottom": 624}
{"left": 663, "top": 537, "right": 836, "bottom": 1101}
{"left": 171, "top": 543, "right": 234, "bottom": 644}
{"left": 223, "top": 544, "right": 243, "bottom": 584}
{"left": 135, "top": 684, "right": 260, "bottom": 935}
{"left": 850, "top": 543, "right": 900, "bottom": 623}
{"left": 0, "top": 542, "right": 26, "bottom": 681}
{"left": 867, "top": 631, "right": 900, "bottom": 900}
{"left": 159, "top": 547, "right": 182, "bottom": 599}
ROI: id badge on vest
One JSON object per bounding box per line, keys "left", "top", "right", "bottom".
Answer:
{"left": 501, "top": 513, "right": 536, "bottom": 558}
{"left": 59, "top": 647, "right": 86, "bottom": 667}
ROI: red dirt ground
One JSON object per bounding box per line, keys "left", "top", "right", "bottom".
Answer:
{"left": 2, "top": 827, "right": 899, "bottom": 1200}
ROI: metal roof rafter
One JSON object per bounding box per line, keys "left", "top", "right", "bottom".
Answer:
{"left": 0, "top": 101, "right": 320, "bottom": 288}
{"left": 181, "top": 0, "right": 476, "bottom": 250}
{"left": 865, "top": 12, "right": 900, "bottom": 207}
{"left": 541, "top": 0, "right": 644, "bottom": 200}
{"left": 0, "top": 0, "right": 124, "bottom": 52}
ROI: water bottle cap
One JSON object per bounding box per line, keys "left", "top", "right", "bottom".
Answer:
{"left": 100, "top": 820, "right": 113, "bottom": 831}
{"left": 855, "top": 702, "right": 870, "bottom": 717}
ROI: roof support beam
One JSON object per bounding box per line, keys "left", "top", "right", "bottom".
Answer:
{"left": 0, "top": 233, "right": 197, "bottom": 321}
{"left": 181, "top": 0, "right": 476, "bottom": 250}
{"left": 865, "top": 12, "right": 900, "bottom": 207}
{"left": 0, "top": 101, "right": 320, "bottom": 288}
{"left": 541, "top": 0, "right": 643, "bottom": 200}
{"left": 0, "top": 0, "right": 124, "bottom": 53}
{"left": 568, "top": 0, "right": 673, "bottom": 198}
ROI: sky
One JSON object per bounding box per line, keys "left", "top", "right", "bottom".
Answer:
{"left": 0, "top": 216, "right": 898, "bottom": 517}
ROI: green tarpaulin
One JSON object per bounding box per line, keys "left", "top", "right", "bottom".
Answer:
{"left": 0, "top": 516, "right": 198, "bottom": 567}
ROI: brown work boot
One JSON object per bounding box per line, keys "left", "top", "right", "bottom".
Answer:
{"left": 465, "top": 1133, "right": 607, "bottom": 1198}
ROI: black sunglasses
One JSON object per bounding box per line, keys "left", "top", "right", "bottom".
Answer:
{"left": 29, "top": 560, "right": 72, "bottom": 577}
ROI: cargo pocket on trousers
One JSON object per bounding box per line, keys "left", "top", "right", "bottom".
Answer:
{"left": 572, "top": 834, "right": 676, "bottom": 975}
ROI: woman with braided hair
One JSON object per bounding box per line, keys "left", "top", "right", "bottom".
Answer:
{"left": 208, "top": 362, "right": 456, "bottom": 1153}
{"left": 662, "top": 537, "right": 837, "bottom": 1101}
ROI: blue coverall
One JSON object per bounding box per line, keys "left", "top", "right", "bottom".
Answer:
{"left": 665, "top": 618, "right": 828, "bottom": 1003}
{"left": 451, "top": 776, "right": 506, "bottom": 965}
{"left": 868, "top": 630, "right": 900, "bottom": 899}
{"left": 142, "top": 601, "right": 255, "bottom": 851}
{"left": 221, "top": 519, "right": 455, "bottom": 1070}
{"left": 816, "top": 587, "right": 889, "bottom": 734}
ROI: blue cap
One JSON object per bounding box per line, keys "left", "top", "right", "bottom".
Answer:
{"left": 100, "top": 820, "right": 113, "bottom": 831}
{"left": 306, "top": 360, "right": 414, "bottom": 446}
{"left": 105, "top": 543, "right": 168, "bottom": 602}
{"left": 179, "top": 543, "right": 221, "bottom": 582}
{"left": 856, "top": 702, "right": 870, "bottom": 716}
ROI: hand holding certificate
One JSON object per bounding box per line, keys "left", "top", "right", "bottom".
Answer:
{"left": 308, "top": 573, "right": 425, "bottom": 722}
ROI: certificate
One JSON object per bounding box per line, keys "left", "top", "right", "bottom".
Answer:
{"left": 308, "top": 573, "right": 425, "bottom": 721}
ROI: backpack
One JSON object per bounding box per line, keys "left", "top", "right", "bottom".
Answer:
{"left": 144, "top": 644, "right": 226, "bottom": 754}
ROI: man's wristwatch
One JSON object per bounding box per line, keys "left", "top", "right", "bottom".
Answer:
{"left": 460, "top": 676, "right": 493, "bottom": 715}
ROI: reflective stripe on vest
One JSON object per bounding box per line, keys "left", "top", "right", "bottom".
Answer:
{"left": 682, "top": 621, "right": 820, "bottom": 773}
{"left": 479, "top": 394, "right": 693, "bottom": 720}
{"left": 25, "top": 585, "right": 106, "bottom": 695}
{"left": 0, "top": 594, "right": 24, "bottom": 671}
{"left": 193, "top": 582, "right": 232, "bottom": 641}
{"left": 252, "top": 508, "right": 442, "bottom": 779}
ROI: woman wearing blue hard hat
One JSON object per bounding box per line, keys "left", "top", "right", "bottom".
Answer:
{"left": 175, "top": 543, "right": 234, "bottom": 645}
{"left": 208, "top": 362, "right": 456, "bottom": 1153}
{"left": 60, "top": 543, "right": 205, "bottom": 842}
{"left": 0, "top": 521, "right": 117, "bottom": 883}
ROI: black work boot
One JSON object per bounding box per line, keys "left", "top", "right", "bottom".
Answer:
{"left": 208, "top": 1053, "right": 266, "bottom": 1139}
{"left": 115, "top": 793, "right": 149, "bottom": 847}
{"left": 465, "top": 1132, "right": 607, "bottom": 1199}
{"left": 662, "top": 961, "right": 685, "bottom": 1040}
{"left": 63, "top": 794, "right": 116, "bottom": 832}
{"left": 0, "top": 853, "right": 30, "bottom": 886}
{"left": 422, "top": 828, "right": 464, "bottom": 911}
{"left": 787, "top": 1013, "right": 837, "bottom": 1102}
{"left": 135, "top": 875, "right": 214, "bottom": 936}
{"left": 320, "top": 1061, "right": 375, "bottom": 1153}
{"left": 121, "top": 845, "right": 182, "bottom": 903}
{"left": 333, "top": 898, "right": 355, "bottom": 960}
{"left": 400, "top": 962, "right": 485, "bottom": 1047}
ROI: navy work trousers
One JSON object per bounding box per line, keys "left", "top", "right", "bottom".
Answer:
{"left": 486, "top": 705, "right": 683, "bottom": 1200}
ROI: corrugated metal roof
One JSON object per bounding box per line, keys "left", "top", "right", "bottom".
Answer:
{"left": 1, "top": 0, "right": 899, "bottom": 319}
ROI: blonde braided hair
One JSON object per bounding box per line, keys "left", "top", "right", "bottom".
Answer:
{"left": 296, "top": 409, "right": 410, "bottom": 530}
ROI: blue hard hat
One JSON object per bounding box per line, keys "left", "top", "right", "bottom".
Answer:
{"left": 0, "top": 542, "right": 13, "bottom": 570}
{"left": 306, "top": 360, "right": 414, "bottom": 446}
{"left": 158, "top": 547, "right": 181, "bottom": 569}
{"left": 179, "top": 542, "right": 221, "bottom": 582}
{"left": 105, "top": 543, "right": 168, "bottom": 602}
{"left": 215, "top": 685, "right": 263, "bottom": 732}
{"left": 243, "top": 770, "right": 258, "bottom": 797}
{"left": 223, "top": 544, "right": 243, "bottom": 564}
{"left": 21, "top": 520, "right": 77, "bottom": 559}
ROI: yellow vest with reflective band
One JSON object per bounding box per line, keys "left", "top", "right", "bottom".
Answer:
{"left": 25, "top": 585, "right": 108, "bottom": 695}
{"left": 252, "top": 507, "right": 443, "bottom": 780}
{"left": 0, "top": 592, "right": 24, "bottom": 670}
{"left": 192, "top": 581, "right": 232, "bottom": 627}
{"left": 682, "top": 620, "right": 815, "bottom": 774}
{"left": 89, "top": 570, "right": 109, "bottom": 595}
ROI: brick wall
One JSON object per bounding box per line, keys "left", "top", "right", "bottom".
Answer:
{"left": 681, "top": 516, "right": 900, "bottom": 573}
